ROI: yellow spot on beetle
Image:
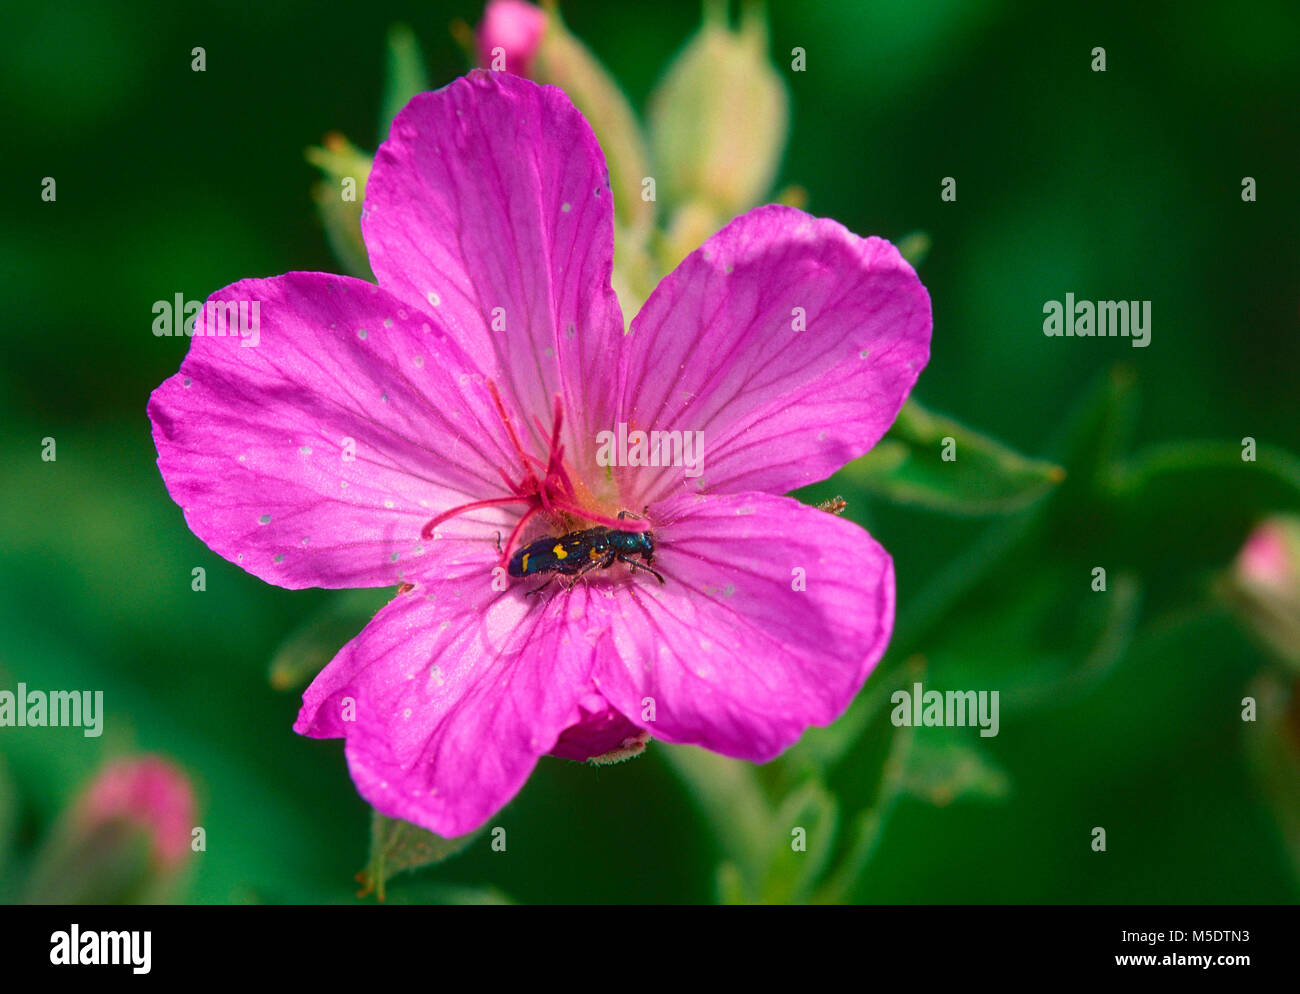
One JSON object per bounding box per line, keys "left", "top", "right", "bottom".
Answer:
{"left": 521, "top": 553, "right": 530, "bottom": 572}
{"left": 553, "top": 544, "right": 568, "bottom": 560}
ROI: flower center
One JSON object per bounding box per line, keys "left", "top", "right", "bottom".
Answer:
{"left": 419, "top": 380, "right": 648, "bottom": 565}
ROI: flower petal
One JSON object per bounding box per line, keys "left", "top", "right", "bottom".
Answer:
{"left": 616, "top": 205, "right": 931, "bottom": 503}
{"left": 363, "top": 71, "right": 625, "bottom": 471}
{"left": 594, "top": 491, "right": 894, "bottom": 761}
{"left": 549, "top": 694, "right": 644, "bottom": 761}
{"left": 148, "top": 273, "right": 542, "bottom": 589}
{"left": 295, "top": 559, "right": 613, "bottom": 836}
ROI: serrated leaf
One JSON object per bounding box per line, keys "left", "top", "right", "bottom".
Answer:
{"left": 844, "top": 398, "right": 1065, "bottom": 515}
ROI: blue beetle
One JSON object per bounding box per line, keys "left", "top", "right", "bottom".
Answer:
{"left": 507, "top": 512, "right": 664, "bottom": 594}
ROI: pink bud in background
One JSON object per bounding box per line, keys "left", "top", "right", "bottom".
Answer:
{"left": 24, "top": 755, "right": 197, "bottom": 903}
{"left": 74, "top": 756, "right": 196, "bottom": 872}
{"left": 1238, "top": 520, "right": 1294, "bottom": 590}
{"left": 476, "top": 0, "right": 547, "bottom": 77}
{"left": 1228, "top": 516, "right": 1300, "bottom": 671}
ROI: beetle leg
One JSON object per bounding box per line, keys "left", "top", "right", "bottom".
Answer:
{"left": 617, "top": 554, "right": 665, "bottom": 585}
{"left": 526, "top": 576, "right": 555, "bottom": 596}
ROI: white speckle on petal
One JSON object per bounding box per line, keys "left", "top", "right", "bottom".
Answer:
{"left": 561, "top": 202, "right": 571, "bottom": 213}
{"left": 183, "top": 377, "right": 192, "bottom": 387}
{"left": 258, "top": 514, "right": 272, "bottom": 525}
{"left": 274, "top": 554, "right": 285, "bottom": 564}
{"left": 357, "top": 328, "right": 368, "bottom": 339}
{"left": 299, "top": 446, "right": 312, "bottom": 455}
{"left": 413, "top": 355, "right": 425, "bottom": 367}
{"left": 383, "top": 318, "right": 394, "bottom": 328}
{"left": 426, "top": 291, "right": 441, "bottom": 307}
{"left": 384, "top": 499, "right": 395, "bottom": 509}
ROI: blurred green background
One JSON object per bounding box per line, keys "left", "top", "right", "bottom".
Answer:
{"left": 2, "top": 0, "right": 1298, "bottom": 903}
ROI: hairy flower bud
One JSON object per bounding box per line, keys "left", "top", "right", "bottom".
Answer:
{"left": 648, "top": 1, "right": 789, "bottom": 218}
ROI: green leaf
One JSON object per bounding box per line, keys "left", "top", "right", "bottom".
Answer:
{"left": 380, "top": 24, "right": 430, "bottom": 139}
{"left": 843, "top": 398, "right": 1065, "bottom": 515}
{"left": 897, "top": 729, "right": 1011, "bottom": 807}
{"left": 758, "top": 781, "right": 839, "bottom": 904}
{"left": 359, "top": 810, "right": 481, "bottom": 902}
{"left": 269, "top": 588, "right": 391, "bottom": 692}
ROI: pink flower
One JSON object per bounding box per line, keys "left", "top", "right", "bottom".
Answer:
{"left": 148, "top": 72, "right": 931, "bottom": 836}
{"left": 476, "top": 0, "right": 547, "bottom": 77}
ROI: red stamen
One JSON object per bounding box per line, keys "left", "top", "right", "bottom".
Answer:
{"left": 420, "top": 495, "right": 531, "bottom": 541}
{"left": 422, "top": 384, "right": 639, "bottom": 553}
{"left": 500, "top": 503, "right": 545, "bottom": 563}
{"left": 486, "top": 380, "right": 541, "bottom": 493}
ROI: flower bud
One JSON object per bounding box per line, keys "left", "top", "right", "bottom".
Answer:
{"left": 476, "top": 0, "right": 547, "bottom": 77}
{"left": 475, "top": 2, "right": 654, "bottom": 242}
{"left": 648, "top": 1, "right": 789, "bottom": 218}
{"left": 1227, "top": 516, "right": 1300, "bottom": 670}
{"left": 23, "top": 756, "right": 196, "bottom": 904}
